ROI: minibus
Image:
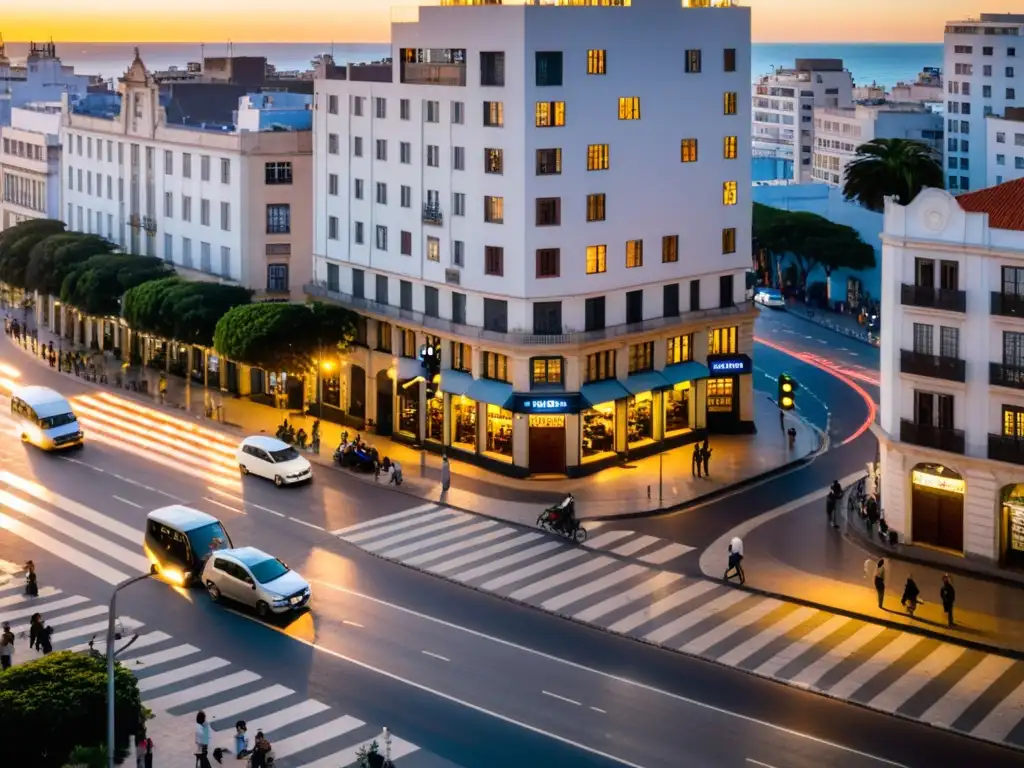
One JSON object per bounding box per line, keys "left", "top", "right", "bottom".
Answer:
{"left": 144, "top": 505, "right": 233, "bottom": 587}
{"left": 10, "top": 386, "right": 84, "bottom": 450}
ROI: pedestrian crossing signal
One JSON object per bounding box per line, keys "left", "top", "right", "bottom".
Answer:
{"left": 778, "top": 373, "right": 797, "bottom": 411}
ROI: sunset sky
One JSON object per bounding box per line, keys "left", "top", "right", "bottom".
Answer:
{"left": 3, "top": 0, "right": 988, "bottom": 44}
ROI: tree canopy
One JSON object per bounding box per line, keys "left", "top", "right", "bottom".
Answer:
{"left": 60, "top": 253, "right": 174, "bottom": 317}
{"left": 23, "top": 233, "right": 116, "bottom": 296}
{"left": 842, "top": 137, "right": 944, "bottom": 212}
{"left": 123, "top": 276, "right": 252, "bottom": 347}
{"left": 214, "top": 301, "right": 358, "bottom": 372}
{"left": 0, "top": 218, "right": 67, "bottom": 288}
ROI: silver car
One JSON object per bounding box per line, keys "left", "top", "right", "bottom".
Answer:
{"left": 202, "top": 547, "right": 311, "bottom": 618}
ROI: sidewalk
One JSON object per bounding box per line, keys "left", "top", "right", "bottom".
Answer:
{"left": 784, "top": 300, "right": 879, "bottom": 347}
{"left": 4, "top": 315, "right": 822, "bottom": 523}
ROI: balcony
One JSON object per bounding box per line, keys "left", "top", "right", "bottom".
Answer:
{"left": 990, "top": 362, "right": 1024, "bottom": 390}
{"left": 900, "top": 283, "right": 966, "bottom": 313}
{"left": 989, "top": 434, "right": 1024, "bottom": 465}
{"left": 900, "top": 350, "right": 966, "bottom": 382}
{"left": 423, "top": 203, "right": 443, "bottom": 226}
{"left": 399, "top": 62, "right": 466, "bottom": 87}
{"left": 900, "top": 420, "right": 965, "bottom": 454}
{"left": 991, "top": 291, "right": 1024, "bottom": 318}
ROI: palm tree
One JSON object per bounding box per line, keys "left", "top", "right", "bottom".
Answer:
{"left": 842, "top": 138, "right": 944, "bottom": 213}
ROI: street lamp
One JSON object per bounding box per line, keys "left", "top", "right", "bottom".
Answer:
{"left": 107, "top": 572, "right": 152, "bottom": 768}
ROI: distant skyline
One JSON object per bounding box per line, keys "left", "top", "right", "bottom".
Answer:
{"left": 2, "top": 0, "right": 990, "bottom": 44}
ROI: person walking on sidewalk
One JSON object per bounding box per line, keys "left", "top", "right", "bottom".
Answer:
{"left": 701, "top": 438, "right": 712, "bottom": 478}
{"left": 158, "top": 372, "right": 168, "bottom": 404}
{"left": 901, "top": 575, "right": 921, "bottom": 616}
{"left": 440, "top": 454, "right": 451, "bottom": 504}
{"left": 872, "top": 558, "right": 886, "bottom": 609}
{"left": 1, "top": 622, "right": 14, "bottom": 670}
{"left": 724, "top": 536, "right": 745, "bottom": 585}
{"left": 940, "top": 574, "right": 956, "bottom": 627}
{"left": 691, "top": 443, "right": 703, "bottom": 478}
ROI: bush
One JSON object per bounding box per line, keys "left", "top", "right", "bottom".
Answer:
{"left": 0, "top": 651, "right": 148, "bottom": 768}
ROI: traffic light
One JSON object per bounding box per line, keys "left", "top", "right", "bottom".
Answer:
{"left": 778, "top": 372, "right": 797, "bottom": 411}
{"left": 421, "top": 342, "right": 441, "bottom": 399}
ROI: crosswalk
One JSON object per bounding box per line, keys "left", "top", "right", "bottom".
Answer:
{"left": 0, "top": 578, "right": 423, "bottom": 767}
{"left": 334, "top": 505, "right": 1024, "bottom": 750}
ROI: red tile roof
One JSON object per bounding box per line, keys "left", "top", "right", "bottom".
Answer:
{"left": 956, "top": 178, "right": 1024, "bottom": 232}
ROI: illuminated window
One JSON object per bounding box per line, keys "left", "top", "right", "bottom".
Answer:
{"left": 626, "top": 239, "right": 643, "bottom": 268}
{"left": 586, "top": 193, "right": 606, "bottom": 222}
{"left": 722, "top": 227, "right": 736, "bottom": 254}
{"left": 724, "top": 135, "right": 738, "bottom": 159}
{"left": 667, "top": 334, "right": 692, "bottom": 364}
{"left": 485, "top": 196, "right": 504, "bottom": 223}
{"left": 628, "top": 342, "right": 654, "bottom": 373}
{"left": 681, "top": 138, "right": 698, "bottom": 163}
{"left": 587, "top": 49, "right": 606, "bottom": 75}
{"left": 724, "top": 92, "right": 738, "bottom": 115}
{"left": 709, "top": 326, "right": 738, "bottom": 354}
{"left": 535, "top": 101, "right": 566, "bottom": 127}
{"left": 662, "top": 235, "right": 678, "bottom": 263}
{"left": 586, "top": 244, "right": 607, "bottom": 274}
{"left": 1003, "top": 405, "right": 1024, "bottom": 438}
{"left": 531, "top": 357, "right": 563, "bottom": 385}
{"left": 483, "top": 352, "right": 509, "bottom": 382}
{"left": 723, "top": 181, "right": 737, "bottom": 206}
{"left": 484, "top": 101, "right": 504, "bottom": 127}
{"left": 618, "top": 97, "right": 640, "bottom": 120}
{"left": 587, "top": 144, "right": 610, "bottom": 170}
{"left": 585, "top": 350, "right": 616, "bottom": 383}
{"left": 707, "top": 377, "right": 734, "bottom": 413}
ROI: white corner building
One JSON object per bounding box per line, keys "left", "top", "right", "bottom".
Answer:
{"left": 0, "top": 103, "right": 63, "bottom": 230}
{"left": 943, "top": 12, "right": 1024, "bottom": 193}
{"left": 986, "top": 106, "right": 1024, "bottom": 187}
{"left": 877, "top": 180, "right": 1024, "bottom": 569}
{"left": 811, "top": 102, "right": 944, "bottom": 187}
{"left": 309, "top": 0, "right": 755, "bottom": 478}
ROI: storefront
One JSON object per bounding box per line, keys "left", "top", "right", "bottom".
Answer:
{"left": 579, "top": 380, "right": 630, "bottom": 465}
{"left": 509, "top": 394, "right": 587, "bottom": 475}
{"left": 398, "top": 378, "right": 420, "bottom": 435}
{"left": 485, "top": 404, "right": 514, "bottom": 462}
{"left": 704, "top": 354, "right": 751, "bottom": 432}
{"left": 1000, "top": 485, "right": 1024, "bottom": 570}
{"left": 910, "top": 464, "right": 965, "bottom": 553}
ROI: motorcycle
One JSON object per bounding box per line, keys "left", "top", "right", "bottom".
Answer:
{"left": 537, "top": 494, "right": 587, "bottom": 544}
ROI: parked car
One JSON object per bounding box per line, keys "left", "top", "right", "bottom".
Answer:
{"left": 202, "top": 546, "right": 311, "bottom": 618}
{"left": 754, "top": 287, "right": 785, "bottom": 308}
{"left": 236, "top": 435, "right": 312, "bottom": 486}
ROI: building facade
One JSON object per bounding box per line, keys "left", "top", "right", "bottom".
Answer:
{"left": 0, "top": 41, "right": 90, "bottom": 126}
{"left": 986, "top": 106, "right": 1024, "bottom": 187}
{"left": 752, "top": 58, "right": 854, "bottom": 184}
{"left": 60, "top": 53, "right": 314, "bottom": 300}
{"left": 0, "top": 103, "right": 62, "bottom": 230}
{"left": 877, "top": 182, "right": 1024, "bottom": 570}
{"left": 943, "top": 12, "right": 1024, "bottom": 193}
{"left": 308, "top": 0, "right": 756, "bottom": 477}
{"left": 811, "top": 102, "right": 943, "bottom": 187}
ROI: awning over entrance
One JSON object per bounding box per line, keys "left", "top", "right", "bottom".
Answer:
{"left": 623, "top": 370, "right": 670, "bottom": 395}
{"left": 580, "top": 379, "right": 631, "bottom": 407}
{"left": 466, "top": 377, "right": 514, "bottom": 408}
{"left": 439, "top": 369, "right": 473, "bottom": 396}
{"left": 661, "top": 361, "right": 711, "bottom": 387}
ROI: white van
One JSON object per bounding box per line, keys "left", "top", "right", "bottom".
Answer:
{"left": 10, "top": 385, "right": 84, "bottom": 450}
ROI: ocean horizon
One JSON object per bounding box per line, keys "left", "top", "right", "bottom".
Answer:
{"left": 2, "top": 41, "right": 943, "bottom": 90}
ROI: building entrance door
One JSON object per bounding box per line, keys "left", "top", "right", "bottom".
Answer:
{"left": 910, "top": 464, "right": 965, "bottom": 552}
{"left": 528, "top": 415, "right": 566, "bottom": 475}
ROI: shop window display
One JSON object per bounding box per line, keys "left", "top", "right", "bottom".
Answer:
{"left": 665, "top": 382, "right": 691, "bottom": 434}
{"left": 581, "top": 403, "right": 615, "bottom": 460}
{"left": 426, "top": 389, "right": 444, "bottom": 442}
{"left": 398, "top": 381, "right": 420, "bottom": 435}
{"left": 485, "top": 404, "right": 513, "bottom": 461}
{"left": 452, "top": 396, "right": 478, "bottom": 451}
{"left": 707, "top": 377, "right": 734, "bottom": 413}
{"left": 627, "top": 393, "right": 653, "bottom": 445}
{"left": 321, "top": 369, "right": 341, "bottom": 408}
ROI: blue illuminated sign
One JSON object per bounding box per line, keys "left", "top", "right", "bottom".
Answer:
{"left": 707, "top": 354, "right": 752, "bottom": 376}
{"left": 510, "top": 393, "right": 584, "bottom": 414}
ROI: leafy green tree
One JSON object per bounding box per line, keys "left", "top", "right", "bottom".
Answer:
{"left": 163, "top": 281, "right": 252, "bottom": 347}
{"left": 842, "top": 137, "right": 944, "bottom": 212}
{"left": 122, "top": 276, "right": 183, "bottom": 340}
{"left": 61, "top": 254, "right": 173, "bottom": 317}
{"left": 0, "top": 651, "right": 148, "bottom": 768}
{"left": 214, "top": 301, "right": 357, "bottom": 372}
{"left": 24, "top": 233, "right": 115, "bottom": 296}
{"left": 0, "top": 218, "right": 67, "bottom": 288}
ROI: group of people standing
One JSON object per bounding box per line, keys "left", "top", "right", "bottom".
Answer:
{"left": 691, "top": 438, "right": 713, "bottom": 478}
{"left": 868, "top": 559, "right": 957, "bottom": 626}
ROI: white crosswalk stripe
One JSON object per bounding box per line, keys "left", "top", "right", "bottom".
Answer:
{"left": 330, "top": 501, "right": 1024, "bottom": 750}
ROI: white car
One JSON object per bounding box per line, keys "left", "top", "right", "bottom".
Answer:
{"left": 202, "top": 546, "right": 311, "bottom": 617}
{"left": 236, "top": 435, "right": 312, "bottom": 486}
{"left": 755, "top": 287, "right": 785, "bottom": 308}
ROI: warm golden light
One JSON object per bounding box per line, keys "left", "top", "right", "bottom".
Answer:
{"left": 321, "top": 361, "right": 336, "bottom": 373}
{"left": 0, "top": 363, "right": 21, "bottom": 379}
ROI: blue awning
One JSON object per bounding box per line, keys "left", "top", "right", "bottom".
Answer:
{"left": 623, "top": 370, "right": 671, "bottom": 395}
{"left": 439, "top": 370, "right": 473, "bottom": 396}
{"left": 580, "top": 379, "right": 631, "bottom": 407}
{"left": 661, "top": 361, "right": 711, "bottom": 387}
{"left": 466, "top": 377, "right": 514, "bottom": 408}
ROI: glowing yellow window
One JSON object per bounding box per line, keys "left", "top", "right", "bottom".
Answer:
{"left": 723, "top": 135, "right": 737, "bottom": 159}
{"left": 535, "top": 101, "right": 565, "bottom": 127}
{"left": 618, "top": 97, "right": 640, "bottom": 120}
{"left": 681, "top": 139, "right": 698, "bottom": 163}
{"left": 723, "top": 181, "right": 737, "bottom": 206}
{"left": 587, "top": 49, "right": 606, "bottom": 75}
{"left": 626, "top": 239, "right": 643, "bottom": 268}
{"left": 587, "top": 144, "right": 610, "bottom": 171}
{"left": 586, "top": 244, "right": 607, "bottom": 274}
{"left": 724, "top": 92, "right": 737, "bottom": 115}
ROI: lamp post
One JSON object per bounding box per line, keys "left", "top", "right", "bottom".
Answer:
{"left": 107, "top": 572, "right": 152, "bottom": 768}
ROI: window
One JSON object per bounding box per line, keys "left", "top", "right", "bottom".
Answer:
{"left": 479, "top": 352, "right": 508, "bottom": 383}
{"left": 484, "top": 101, "right": 504, "bottom": 127}
{"left": 376, "top": 182, "right": 387, "bottom": 205}
{"left": 585, "top": 350, "right": 616, "bottom": 383}
{"left": 1009, "top": 88, "right": 1017, "bottom": 100}
{"left": 1003, "top": 406, "right": 1024, "bottom": 439}
{"left": 723, "top": 135, "right": 738, "bottom": 159}
{"left": 723, "top": 181, "right": 738, "bottom": 205}
{"left": 267, "top": 264, "right": 289, "bottom": 293}
{"left": 485, "top": 148, "right": 503, "bottom": 174}
{"left": 353, "top": 136, "right": 362, "bottom": 156}
{"left": 626, "top": 290, "right": 643, "bottom": 324}
{"left": 724, "top": 92, "right": 738, "bottom": 115}
{"left": 685, "top": 50, "right": 701, "bottom": 73}
{"left": 328, "top": 174, "right": 339, "bottom": 195}
{"left": 485, "top": 196, "right": 504, "bottom": 224}
{"left": 399, "top": 142, "right": 411, "bottom": 164}
{"left": 722, "top": 227, "right": 736, "bottom": 254}
{"left": 485, "top": 246, "right": 504, "bottom": 276}
{"left": 220, "top": 158, "right": 230, "bottom": 184}
{"left": 536, "top": 197, "right": 561, "bottom": 226}
{"left": 586, "top": 193, "right": 606, "bottom": 222}
{"left": 912, "top": 323, "right": 934, "bottom": 355}
{"left": 585, "top": 297, "right": 606, "bottom": 332}
{"left": 200, "top": 199, "right": 210, "bottom": 226}
{"left": 709, "top": 326, "right": 738, "bottom": 354}
{"left": 662, "top": 235, "right": 679, "bottom": 263}
{"left": 400, "top": 98, "right": 410, "bottom": 120}
{"left": 182, "top": 153, "right": 192, "bottom": 178}
{"left": 485, "top": 298, "right": 508, "bottom": 334}
{"left": 200, "top": 241, "right": 212, "bottom": 272}
{"left": 375, "top": 139, "right": 387, "bottom": 161}
{"left": 375, "top": 225, "right": 388, "bottom": 251}
{"left": 587, "top": 144, "right": 610, "bottom": 170}
{"left": 328, "top": 216, "right": 339, "bottom": 240}
{"left": 480, "top": 52, "right": 505, "bottom": 87}
{"left": 667, "top": 334, "right": 692, "bottom": 364}
{"left": 680, "top": 139, "right": 698, "bottom": 162}
{"left": 266, "top": 204, "right": 291, "bottom": 234}
{"left": 536, "top": 101, "right": 566, "bottom": 127}
{"left": 400, "top": 281, "right": 413, "bottom": 311}
{"left": 453, "top": 192, "right": 466, "bottom": 216}
{"left": 940, "top": 326, "right": 960, "bottom": 359}
{"left": 426, "top": 145, "right": 440, "bottom": 167}
{"left": 453, "top": 240, "right": 465, "bottom": 266}
{"left": 535, "top": 52, "right": 563, "bottom": 86}
{"left": 719, "top": 274, "right": 734, "bottom": 308}
{"left": 265, "top": 161, "right": 292, "bottom": 185}
{"left": 536, "top": 248, "right": 560, "bottom": 278}
{"left": 1005, "top": 331, "right": 1024, "bottom": 368}
{"left": 453, "top": 146, "right": 465, "bottom": 171}
{"left": 586, "top": 245, "right": 606, "bottom": 275}
{"left": 163, "top": 192, "right": 173, "bottom": 218}
{"left": 400, "top": 230, "right": 412, "bottom": 256}
{"left": 629, "top": 342, "right": 654, "bottom": 374}
{"left": 664, "top": 284, "right": 680, "bottom": 317}
{"left": 163, "top": 150, "right": 173, "bottom": 174}
{"left": 182, "top": 195, "right": 192, "bottom": 222}
{"left": 531, "top": 357, "right": 563, "bottom": 386}
{"left": 354, "top": 179, "right": 364, "bottom": 199}
{"left": 328, "top": 134, "right": 339, "bottom": 154}
{"left": 401, "top": 185, "right": 412, "bottom": 207}
{"left": 588, "top": 49, "right": 606, "bottom": 75}
{"left": 618, "top": 97, "right": 640, "bottom": 120}
{"left": 1008, "top": 67, "right": 1016, "bottom": 78}
{"left": 626, "top": 239, "right": 643, "bottom": 268}
{"left": 375, "top": 96, "right": 386, "bottom": 119}
{"left": 426, "top": 236, "right": 440, "bottom": 262}
{"left": 537, "top": 148, "right": 562, "bottom": 175}
{"left": 200, "top": 155, "right": 210, "bottom": 182}
{"left": 723, "top": 48, "right": 736, "bottom": 72}
{"left": 451, "top": 101, "right": 464, "bottom": 124}
{"left": 327, "top": 95, "right": 338, "bottom": 114}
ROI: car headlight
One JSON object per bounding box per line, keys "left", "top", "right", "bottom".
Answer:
{"left": 272, "top": 596, "right": 289, "bottom": 606}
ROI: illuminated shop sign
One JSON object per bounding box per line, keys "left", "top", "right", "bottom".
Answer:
{"left": 707, "top": 354, "right": 752, "bottom": 376}
{"left": 510, "top": 394, "right": 584, "bottom": 414}
{"left": 912, "top": 469, "right": 966, "bottom": 495}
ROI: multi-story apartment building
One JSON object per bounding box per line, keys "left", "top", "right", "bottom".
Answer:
{"left": 0, "top": 41, "right": 90, "bottom": 126}
{"left": 752, "top": 59, "right": 854, "bottom": 183}
{"left": 943, "top": 12, "right": 1023, "bottom": 193}
{"left": 308, "top": 0, "right": 755, "bottom": 478}
{"left": 986, "top": 106, "right": 1024, "bottom": 186}
{"left": 811, "top": 102, "right": 943, "bottom": 187}
{"left": 60, "top": 53, "right": 314, "bottom": 300}
{"left": 0, "top": 103, "right": 62, "bottom": 230}
{"left": 877, "top": 180, "right": 1024, "bottom": 570}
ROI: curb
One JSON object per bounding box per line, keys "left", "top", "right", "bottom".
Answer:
{"left": 782, "top": 307, "right": 879, "bottom": 350}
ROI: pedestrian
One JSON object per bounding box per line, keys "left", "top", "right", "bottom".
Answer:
{"left": 865, "top": 494, "right": 879, "bottom": 533}
{"left": 724, "top": 536, "right": 745, "bottom": 585}
{"left": 195, "top": 710, "right": 212, "bottom": 768}
{"left": 701, "top": 442, "right": 712, "bottom": 477}
{"left": 901, "top": 575, "right": 921, "bottom": 615}
{"left": 440, "top": 454, "right": 451, "bottom": 504}
{"left": 28, "top": 613, "right": 43, "bottom": 652}
{"left": 940, "top": 574, "right": 956, "bottom": 627}
{"left": 691, "top": 443, "right": 703, "bottom": 478}
{"left": 1, "top": 622, "right": 14, "bottom": 670}
{"left": 873, "top": 558, "right": 886, "bottom": 609}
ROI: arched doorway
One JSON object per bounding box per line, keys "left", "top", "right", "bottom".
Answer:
{"left": 1000, "top": 484, "right": 1024, "bottom": 570}
{"left": 910, "top": 463, "right": 965, "bottom": 552}
{"left": 376, "top": 370, "right": 394, "bottom": 437}
{"left": 349, "top": 366, "right": 366, "bottom": 420}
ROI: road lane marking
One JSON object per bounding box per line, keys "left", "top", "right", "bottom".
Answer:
{"left": 590, "top": 707, "right": 607, "bottom": 714}
{"left": 342, "top": 620, "right": 363, "bottom": 628}
{"left": 543, "top": 691, "right": 581, "bottom": 706}
{"left": 747, "top": 760, "right": 780, "bottom": 768}
{"left": 202, "top": 497, "right": 244, "bottom": 515}
{"left": 422, "top": 650, "right": 450, "bottom": 662}
{"left": 207, "top": 487, "right": 285, "bottom": 517}
{"left": 112, "top": 495, "right": 142, "bottom": 508}
{"left": 290, "top": 517, "right": 324, "bottom": 531}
